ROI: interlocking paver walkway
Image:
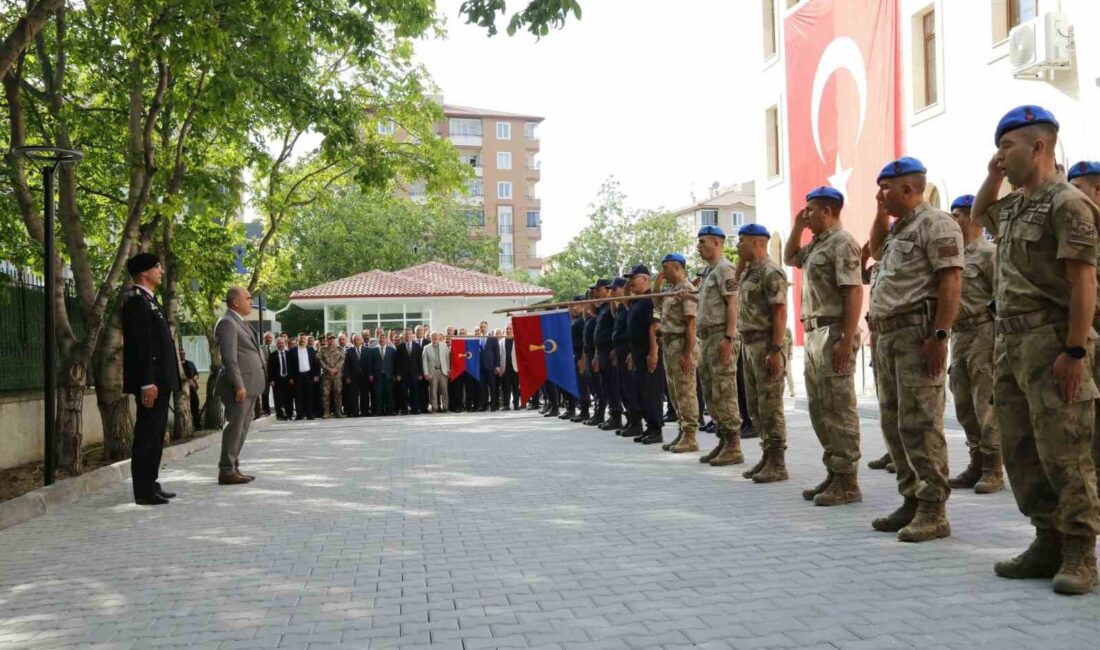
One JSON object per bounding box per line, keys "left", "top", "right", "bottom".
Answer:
{"left": 2, "top": 408, "right": 1099, "bottom": 650}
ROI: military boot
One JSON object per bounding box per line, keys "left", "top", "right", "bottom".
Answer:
{"left": 802, "top": 473, "right": 833, "bottom": 501}
{"left": 814, "top": 472, "right": 862, "bottom": 506}
{"left": 752, "top": 447, "right": 788, "bottom": 483}
{"left": 599, "top": 413, "right": 623, "bottom": 431}
{"left": 897, "top": 500, "right": 951, "bottom": 542}
{"left": 670, "top": 428, "right": 698, "bottom": 453}
{"left": 700, "top": 432, "right": 725, "bottom": 463}
{"left": 662, "top": 430, "right": 683, "bottom": 452}
{"left": 885, "top": 461, "right": 896, "bottom": 474}
{"left": 948, "top": 447, "right": 982, "bottom": 489}
{"left": 974, "top": 452, "right": 1005, "bottom": 494}
{"left": 618, "top": 416, "right": 642, "bottom": 437}
{"left": 710, "top": 428, "right": 744, "bottom": 466}
{"left": 743, "top": 452, "right": 769, "bottom": 480}
{"left": 560, "top": 405, "right": 576, "bottom": 420}
{"left": 638, "top": 427, "right": 663, "bottom": 445}
{"left": 571, "top": 407, "right": 589, "bottom": 423}
{"left": 872, "top": 497, "right": 918, "bottom": 532}
{"left": 867, "top": 453, "right": 892, "bottom": 470}
{"left": 995, "top": 528, "right": 1063, "bottom": 579}
{"left": 1053, "top": 535, "right": 1098, "bottom": 595}
{"left": 584, "top": 412, "right": 605, "bottom": 426}
{"left": 545, "top": 405, "right": 561, "bottom": 417}
{"left": 740, "top": 421, "right": 758, "bottom": 439}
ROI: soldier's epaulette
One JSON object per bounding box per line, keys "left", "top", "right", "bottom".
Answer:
{"left": 124, "top": 286, "right": 144, "bottom": 299}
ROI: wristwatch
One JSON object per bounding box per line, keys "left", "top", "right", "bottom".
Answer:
{"left": 767, "top": 343, "right": 782, "bottom": 354}
{"left": 934, "top": 328, "right": 950, "bottom": 341}
{"left": 1064, "top": 346, "right": 1087, "bottom": 359}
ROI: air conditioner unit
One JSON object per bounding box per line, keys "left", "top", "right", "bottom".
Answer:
{"left": 1009, "top": 13, "right": 1072, "bottom": 79}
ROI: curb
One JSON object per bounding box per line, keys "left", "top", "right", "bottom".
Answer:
{"left": 793, "top": 399, "right": 962, "bottom": 430}
{"left": 0, "top": 415, "right": 275, "bottom": 532}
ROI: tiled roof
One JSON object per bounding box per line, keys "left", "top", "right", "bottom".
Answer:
{"left": 443, "top": 103, "right": 544, "bottom": 122}
{"left": 290, "top": 262, "right": 552, "bottom": 300}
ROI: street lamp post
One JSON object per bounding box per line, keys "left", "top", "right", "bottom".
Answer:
{"left": 14, "top": 146, "right": 84, "bottom": 486}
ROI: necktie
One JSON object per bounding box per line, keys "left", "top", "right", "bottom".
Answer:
{"left": 280, "top": 350, "right": 286, "bottom": 377}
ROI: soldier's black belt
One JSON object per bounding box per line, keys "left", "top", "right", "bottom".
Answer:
{"left": 995, "top": 309, "right": 1067, "bottom": 335}
{"left": 739, "top": 330, "right": 771, "bottom": 344}
{"left": 802, "top": 316, "right": 840, "bottom": 332}
{"left": 953, "top": 313, "right": 993, "bottom": 333}
{"left": 867, "top": 311, "right": 925, "bottom": 335}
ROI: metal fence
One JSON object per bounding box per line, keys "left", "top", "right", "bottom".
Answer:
{"left": 0, "top": 269, "right": 84, "bottom": 393}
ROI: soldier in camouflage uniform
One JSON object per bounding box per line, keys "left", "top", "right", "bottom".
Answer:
{"left": 319, "top": 333, "right": 346, "bottom": 418}
{"left": 735, "top": 224, "right": 791, "bottom": 483}
{"left": 656, "top": 253, "right": 700, "bottom": 453}
{"left": 694, "top": 225, "right": 744, "bottom": 467}
{"left": 1066, "top": 161, "right": 1100, "bottom": 490}
{"left": 945, "top": 194, "right": 1003, "bottom": 494}
{"left": 785, "top": 186, "right": 864, "bottom": 506}
{"left": 974, "top": 107, "right": 1100, "bottom": 595}
{"left": 868, "top": 156, "right": 963, "bottom": 543}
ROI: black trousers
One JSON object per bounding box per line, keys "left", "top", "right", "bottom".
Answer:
{"left": 343, "top": 378, "right": 360, "bottom": 417}
{"left": 294, "top": 373, "right": 314, "bottom": 419}
{"left": 737, "top": 354, "right": 752, "bottom": 427}
{"left": 272, "top": 376, "right": 292, "bottom": 418}
{"left": 464, "top": 375, "right": 479, "bottom": 410}
{"left": 358, "top": 377, "right": 372, "bottom": 416}
{"left": 586, "top": 350, "right": 603, "bottom": 415}
{"left": 478, "top": 371, "right": 499, "bottom": 410}
{"left": 502, "top": 369, "right": 519, "bottom": 408}
{"left": 697, "top": 370, "right": 706, "bottom": 424}
{"left": 311, "top": 382, "right": 322, "bottom": 417}
{"left": 616, "top": 346, "right": 637, "bottom": 422}
{"left": 449, "top": 376, "right": 462, "bottom": 411}
{"left": 598, "top": 346, "right": 621, "bottom": 417}
{"left": 631, "top": 346, "right": 664, "bottom": 429}
{"left": 403, "top": 376, "right": 420, "bottom": 414}
{"left": 373, "top": 376, "right": 395, "bottom": 415}
{"left": 545, "top": 382, "right": 560, "bottom": 409}
{"left": 419, "top": 378, "right": 430, "bottom": 412}
{"left": 132, "top": 391, "right": 169, "bottom": 498}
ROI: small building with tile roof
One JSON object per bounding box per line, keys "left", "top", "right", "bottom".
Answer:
{"left": 288, "top": 262, "right": 552, "bottom": 334}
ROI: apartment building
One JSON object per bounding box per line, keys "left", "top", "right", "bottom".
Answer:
{"left": 753, "top": 0, "right": 1100, "bottom": 342}
{"left": 437, "top": 104, "right": 545, "bottom": 278}
{"left": 672, "top": 181, "right": 756, "bottom": 239}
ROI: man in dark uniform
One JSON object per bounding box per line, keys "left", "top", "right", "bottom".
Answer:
{"left": 566, "top": 296, "right": 589, "bottom": 421}
{"left": 609, "top": 278, "right": 638, "bottom": 437}
{"left": 625, "top": 264, "right": 664, "bottom": 444}
{"left": 581, "top": 295, "right": 603, "bottom": 425}
{"left": 121, "top": 253, "right": 179, "bottom": 506}
{"left": 268, "top": 337, "right": 293, "bottom": 420}
{"left": 593, "top": 279, "right": 623, "bottom": 431}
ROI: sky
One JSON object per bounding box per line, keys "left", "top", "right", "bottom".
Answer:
{"left": 413, "top": 0, "right": 763, "bottom": 256}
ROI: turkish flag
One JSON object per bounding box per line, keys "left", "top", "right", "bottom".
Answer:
{"left": 785, "top": 0, "right": 901, "bottom": 343}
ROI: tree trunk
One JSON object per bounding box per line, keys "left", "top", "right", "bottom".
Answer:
{"left": 55, "top": 352, "right": 88, "bottom": 475}
{"left": 93, "top": 308, "right": 134, "bottom": 462}
{"left": 203, "top": 332, "right": 225, "bottom": 429}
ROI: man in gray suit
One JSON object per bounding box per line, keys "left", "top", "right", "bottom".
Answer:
{"left": 422, "top": 331, "right": 450, "bottom": 413}
{"left": 215, "top": 286, "right": 266, "bottom": 485}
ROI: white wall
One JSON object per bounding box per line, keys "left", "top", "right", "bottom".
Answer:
{"left": 0, "top": 391, "right": 107, "bottom": 470}
{"left": 296, "top": 295, "right": 548, "bottom": 336}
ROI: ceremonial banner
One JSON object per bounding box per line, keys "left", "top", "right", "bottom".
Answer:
{"left": 448, "top": 337, "right": 481, "bottom": 381}
{"left": 513, "top": 310, "right": 579, "bottom": 403}
{"left": 784, "top": 0, "right": 901, "bottom": 343}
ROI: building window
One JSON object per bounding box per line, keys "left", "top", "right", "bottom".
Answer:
{"left": 762, "top": 0, "right": 777, "bottom": 60}
{"left": 925, "top": 183, "right": 941, "bottom": 209}
{"left": 497, "top": 181, "right": 512, "bottom": 199}
{"left": 327, "top": 305, "right": 347, "bottom": 333}
{"left": 497, "top": 151, "right": 512, "bottom": 170}
{"left": 498, "top": 205, "right": 513, "bottom": 234}
{"left": 463, "top": 208, "right": 484, "bottom": 226}
{"left": 449, "top": 118, "right": 482, "bottom": 137}
{"left": 459, "top": 152, "right": 481, "bottom": 168}
{"left": 731, "top": 211, "right": 746, "bottom": 227}
{"left": 377, "top": 119, "right": 395, "bottom": 136}
{"left": 528, "top": 241, "right": 538, "bottom": 258}
{"left": 467, "top": 179, "right": 484, "bottom": 197}
{"left": 915, "top": 9, "right": 937, "bottom": 109}
{"left": 526, "top": 210, "right": 541, "bottom": 228}
{"left": 698, "top": 209, "right": 719, "bottom": 226}
{"left": 765, "top": 105, "right": 781, "bottom": 179}
{"left": 993, "top": 0, "right": 1038, "bottom": 43}
{"left": 500, "top": 241, "right": 514, "bottom": 270}
{"left": 496, "top": 121, "right": 511, "bottom": 140}
{"left": 525, "top": 122, "right": 538, "bottom": 139}
{"left": 525, "top": 184, "right": 537, "bottom": 200}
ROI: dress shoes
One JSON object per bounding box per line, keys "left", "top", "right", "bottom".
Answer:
{"left": 218, "top": 472, "right": 252, "bottom": 485}
{"left": 638, "top": 428, "right": 664, "bottom": 445}
{"left": 236, "top": 471, "right": 256, "bottom": 481}
{"left": 135, "top": 494, "right": 170, "bottom": 506}
{"left": 155, "top": 488, "right": 176, "bottom": 499}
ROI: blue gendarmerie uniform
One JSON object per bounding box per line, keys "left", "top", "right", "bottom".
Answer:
{"left": 595, "top": 303, "right": 621, "bottom": 419}
{"left": 627, "top": 292, "right": 664, "bottom": 430}
{"left": 583, "top": 313, "right": 603, "bottom": 415}
{"left": 613, "top": 303, "right": 637, "bottom": 424}
{"left": 570, "top": 313, "right": 589, "bottom": 410}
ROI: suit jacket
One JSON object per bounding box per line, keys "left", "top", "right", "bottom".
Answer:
{"left": 344, "top": 345, "right": 368, "bottom": 380}
{"left": 422, "top": 342, "right": 450, "bottom": 376}
{"left": 122, "top": 286, "right": 180, "bottom": 395}
{"left": 288, "top": 345, "right": 320, "bottom": 379}
{"left": 214, "top": 310, "right": 266, "bottom": 398}
{"left": 396, "top": 340, "right": 422, "bottom": 379}
{"left": 374, "top": 344, "right": 397, "bottom": 377}
{"left": 479, "top": 335, "right": 501, "bottom": 372}
{"left": 268, "top": 348, "right": 293, "bottom": 381}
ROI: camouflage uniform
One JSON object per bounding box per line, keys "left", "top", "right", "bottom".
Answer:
{"left": 980, "top": 181, "right": 1100, "bottom": 541}
{"left": 659, "top": 281, "right": 700, "bottom": 452}
{"left": 319, "top": 343, "right": 346, "bottom": 418}
{"left": 737, "top": 258, "right": 791, "bottom": 482}
{"left": 790, "top": 225, "right": 863, "bottom": 500}
{"left": 869, "top": 202, "right": 963, "bottom": 540}
{"left": 948, "top": 237, "right": 1001, "bottom": 490}
{"left": 697, "top": 256, "right": 743, "bottom": 465}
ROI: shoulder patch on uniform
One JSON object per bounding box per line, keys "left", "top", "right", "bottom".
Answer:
{"left": 724, "top": 278, "right": 737, "bottom": 292}
{"left": 1067, "top": 217, "right": 1098, "bottom": 246}
{"left": 934, "top": 237, "right": 959, "bottom": 258}
{"left": 843, "top": 258, "right": 859, "bottom": 270}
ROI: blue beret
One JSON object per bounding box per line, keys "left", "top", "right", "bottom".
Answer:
{"left": 661, "top": 252, "right": 687, "bottom": 266}
{"left": 610, "top": 277, "right": 627, "bottom": 289}
{"left": 995, "top": 105, "right": 1059, "bottom": 145}
{"left": 805, "top": 186, "right": 844, "bottom": 206}
{"left": 1068, "top": 161, "right": 1100, "bottom": 181}
{"left": 625, "top": 263, "right": 651, "bottom": 278}
{"left": 697, "top": 225, "right": 726, "bottom": 239}
{"left": 877, "top": 157, "right": 927, "bottom": 184}
{"left": 950, "top": 195, "right": 975, "bottom": 211}
{"left": 738, "top": 223, "right": 770, "bottom": 238}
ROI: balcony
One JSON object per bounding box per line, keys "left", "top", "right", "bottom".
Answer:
{"left": 525, "top": 162, "right": 540, "bottom": 180}
{"left": 450, "top": 133, "right": 483, "bottom": 147}
{"left": 524, "top": 137, "right": 540, "bottom": 152}
{"left": 498, "top": 224, "right": 514, "bottom": 235}
{"left": 473, "top": 164, "right": 483, "bottom": 178}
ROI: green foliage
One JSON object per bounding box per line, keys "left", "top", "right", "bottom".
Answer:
{"left": 537, "top": 177, "right": 694, "bottom": 301}
{"left": 458, "top": 0, "right": 581, "bottom": 37}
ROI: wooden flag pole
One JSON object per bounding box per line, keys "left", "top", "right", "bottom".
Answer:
{"left": 493, "top": 289, "right": 699, "bottom": 315}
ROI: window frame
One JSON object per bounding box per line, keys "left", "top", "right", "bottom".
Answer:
{"left": 496, "top": 151, "right": 512, "bottom": 170}
{"left": 496, "top": 121, "right": 512, "bottom": 140}
{"left": 497, "top": 181, "right": 513, "bottom": 200}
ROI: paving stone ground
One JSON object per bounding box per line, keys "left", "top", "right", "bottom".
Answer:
{"left": 2, "top": 406, "right": 1100, "bottom": 650}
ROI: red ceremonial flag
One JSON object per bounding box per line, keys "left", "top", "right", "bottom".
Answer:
{"left": 512, "top": 314, "right": 546, "bottom": 405}
{"left": 784, "top": 0, "right": 901, "bottom": 343}
{"left": 449, "top": 338, "right": 467, "bottom": 381}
